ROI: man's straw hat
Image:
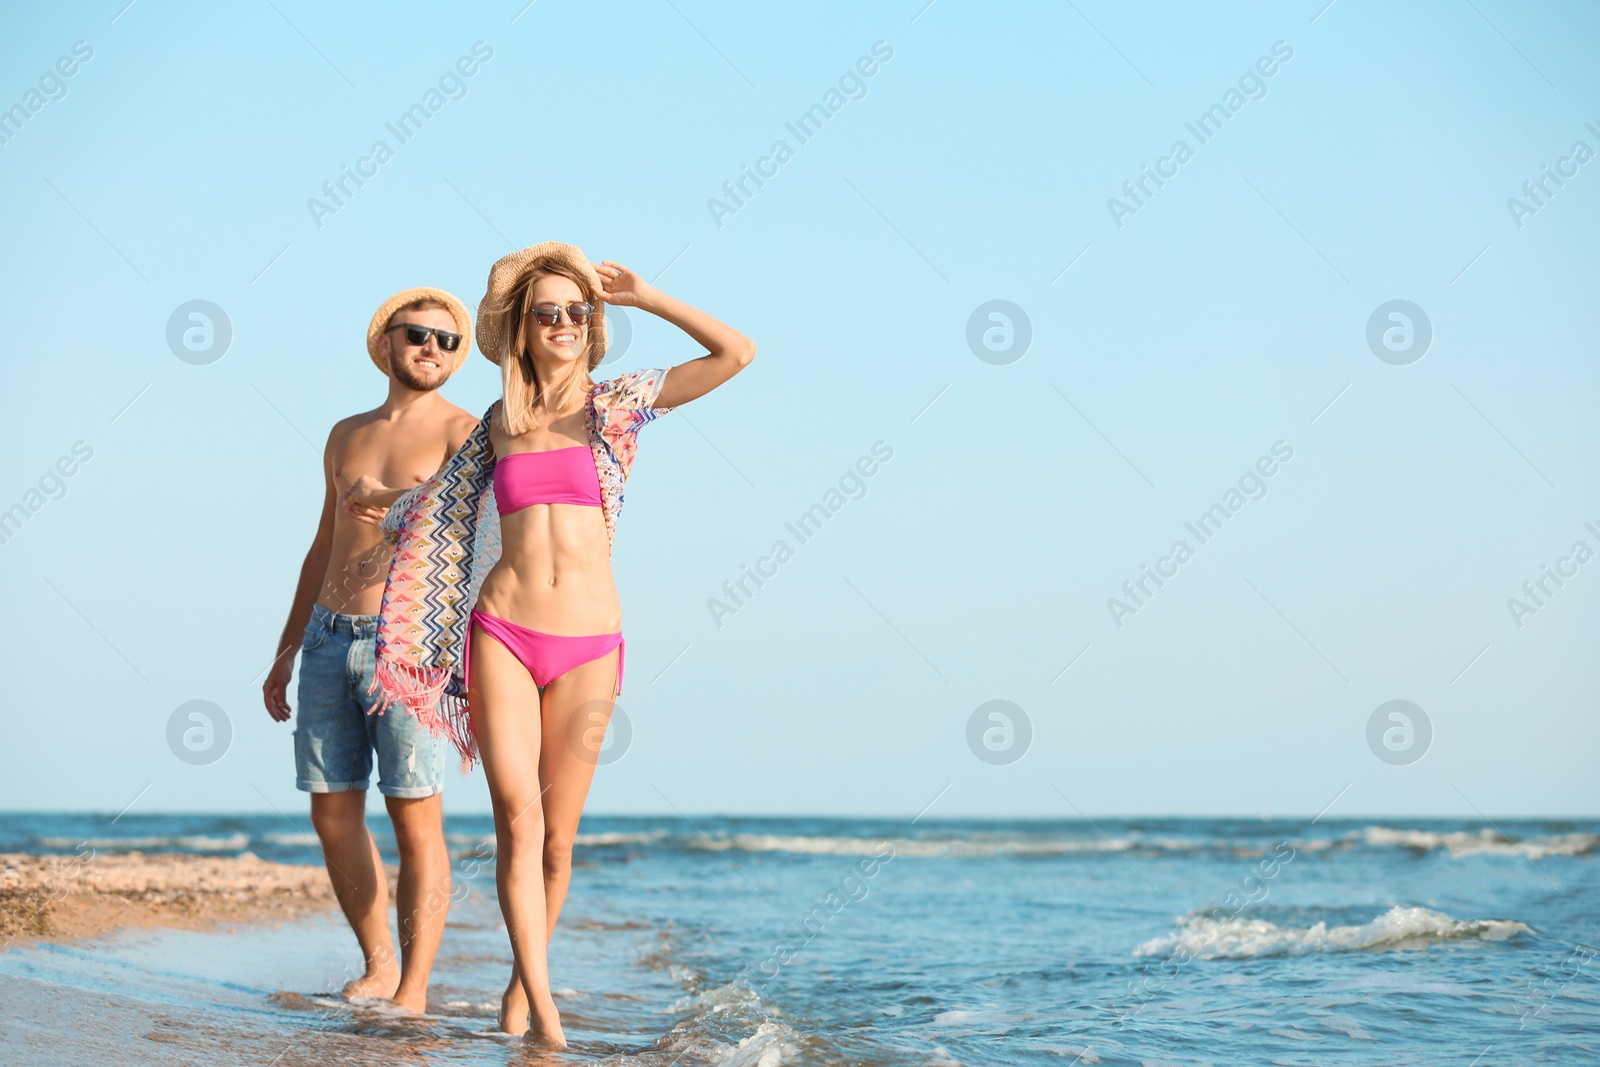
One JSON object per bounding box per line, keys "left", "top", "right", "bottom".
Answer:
{"left": 476, "top": 241, "right": 608, "bottom": 369}
{"left": 365, "top": 287, "right": 473, "bottom": 374}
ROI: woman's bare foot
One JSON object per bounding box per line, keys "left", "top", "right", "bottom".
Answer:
{"left": 341, "top": 964, "right": 400, "bottom": 999}
{"left": 386, "top": 985, "right": 428, "bottom": 1014}
{"left": 526, "top": 997, "right": 567, "bottom": 1049}
{"left": 498, "top": 978, "right": 530, "bottom": 1036}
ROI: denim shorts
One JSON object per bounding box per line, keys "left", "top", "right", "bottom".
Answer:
{"left": 293, "top": 603, "right": 446, "bottom": 798}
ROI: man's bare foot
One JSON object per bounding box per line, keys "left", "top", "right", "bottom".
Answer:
{"left": 341, "top": 965, "right": 400, "bottom": 999}
{"left": 498, "top": 978, "right": 530, "bottom": 1036}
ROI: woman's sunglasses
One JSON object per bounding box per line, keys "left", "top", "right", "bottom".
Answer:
{"left": 529, "top": 301, "right": 595, "bottom": 327}
{"left": 387, "top": 323, "right": 462, "bottom": 352}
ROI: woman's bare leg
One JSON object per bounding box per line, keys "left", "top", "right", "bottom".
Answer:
{"left": 539, "top": 648, "right": 619, "bottom": 926}
{"left": 499, "top": 646, "right": 621, "bottom": 1038}
{"left": 468, "top": 622, "right": 567, "bottom": 1048}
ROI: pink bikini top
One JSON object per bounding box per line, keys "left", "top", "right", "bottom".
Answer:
{"left": 494, "top": 446, "right": 602, "bottom": 516}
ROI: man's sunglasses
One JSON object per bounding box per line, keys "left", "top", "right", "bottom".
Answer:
{"left": 529, "top": 301, "right": 595, "bottom": 327}
{"left": 387, "top": 323, "right": 462, "bottom": 352}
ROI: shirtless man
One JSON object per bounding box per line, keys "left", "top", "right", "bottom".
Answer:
{"left": 262, "top": 288, "right": 479, "bottom": 1011}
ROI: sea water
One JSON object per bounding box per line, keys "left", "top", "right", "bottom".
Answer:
{"left": 1, "top": 813, "right": 1596, "bottom": 1065}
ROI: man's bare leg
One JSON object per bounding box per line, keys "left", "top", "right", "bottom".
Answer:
{"left": 386, "top": 793, "right": 452, "bottom": 1012}
{"left": 310, "top": 790, "right": 400, "bottom": 998}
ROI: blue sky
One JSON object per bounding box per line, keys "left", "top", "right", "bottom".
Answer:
{"left": 1, "top": 0, "right": 1595, "bottom": 818}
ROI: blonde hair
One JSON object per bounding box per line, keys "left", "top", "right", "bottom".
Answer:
{"left": 494, "top": 266, "right": 603, "bottom": 436}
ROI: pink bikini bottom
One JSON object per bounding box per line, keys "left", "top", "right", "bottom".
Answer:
{"left": 466, "top": 609, "right": 624, "bottom": 695}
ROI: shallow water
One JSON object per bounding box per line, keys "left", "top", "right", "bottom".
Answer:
{"left": 2, "top": 814, "right": 1597, "bottom": 1064}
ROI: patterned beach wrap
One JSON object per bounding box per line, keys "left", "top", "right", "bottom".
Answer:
{"left": 369, "top": 406, "right": 501, "bottom": 768}
{"left": 369, "top": 369, "right": 673, "bottom": 770}
{"left": 588, "top": 366, "right": 673, "bottom": 548}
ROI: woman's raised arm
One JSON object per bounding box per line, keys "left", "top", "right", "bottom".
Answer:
{"left": 595, "top": 260, "right": 755, "bottom": 409}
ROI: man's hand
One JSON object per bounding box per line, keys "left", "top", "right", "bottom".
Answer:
{"left": 341, "top": 491, "right": 388, "bottom": 526}
{"left": 340, "top": 474, "right": 391, "bottom": 519}
{"left": 263, "top": 651, "right": 295, "bottom": 722}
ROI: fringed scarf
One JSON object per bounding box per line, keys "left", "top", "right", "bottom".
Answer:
{"left": 368, "top": 367, "right": 673, "bottom": 769}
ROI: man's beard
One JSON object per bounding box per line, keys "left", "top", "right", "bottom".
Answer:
{"left": 391, "top": 359, "right": 447, "bottom": 391}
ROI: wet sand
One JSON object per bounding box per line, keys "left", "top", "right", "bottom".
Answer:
{"left": 0, "top": 851, "right": 336, "bottom": 948}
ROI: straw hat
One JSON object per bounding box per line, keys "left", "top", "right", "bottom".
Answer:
{"left": 366, "top": 287, "right": 473, "bottom": 374}
{"left": 476, "top": 241, "right": 608, "bottom": 368}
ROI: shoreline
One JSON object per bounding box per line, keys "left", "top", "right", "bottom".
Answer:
{"left": 0, "top": 851, "right": 337, "bottom": 949}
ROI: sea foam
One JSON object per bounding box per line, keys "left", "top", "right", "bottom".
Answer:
{"left": 1360, "top": 826, "right": 1598, "bottom": 859}
{"left": 1134, "top": 904, "right": 1532, "bottom": 959}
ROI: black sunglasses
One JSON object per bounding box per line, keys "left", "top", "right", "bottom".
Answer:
{"left": 530, "top": 301, "right": 594, "bottom": 327}
{"left": 387, "top": 323, "right": 462, "bottom": 352}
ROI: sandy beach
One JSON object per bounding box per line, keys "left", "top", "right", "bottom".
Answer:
{"left": 0, "top": 851, "right": 335, "bottom": 948}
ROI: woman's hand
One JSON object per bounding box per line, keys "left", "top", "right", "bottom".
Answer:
{"left": 595, "top": 261, "right": 657, "bottom": 309}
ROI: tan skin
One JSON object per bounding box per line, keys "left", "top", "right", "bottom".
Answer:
{"left": 350, "top": 262, "right": 754, "bottom": 1047}
{"left": 262, "top": 306, "right": 477, "bottom": 1012}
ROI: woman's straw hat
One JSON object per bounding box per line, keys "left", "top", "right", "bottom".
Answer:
{"left": 476, "top": 241, "right": 608, "bottom": 368}
{"left": 365, "top": 287, "right": 473, "bottom": 374}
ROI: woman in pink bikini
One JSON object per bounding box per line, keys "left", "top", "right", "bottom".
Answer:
{"left": 348, "top": 241, "right": 754, "bottom": 1046}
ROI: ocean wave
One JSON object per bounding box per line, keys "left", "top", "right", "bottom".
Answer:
{"left": 25, "top": 823, "right": 1597, "bottom": 865}
{"left": 711, "top": 1020, "right": 804, "bottom": 1066}
{"left": 576, "top": 829, "right": 671, "bottom": 847}
{"left": 440, "top": 829, "right": 670, "bottom": 856}
{"left": 688, "top": 833, "right": 1222, "bottom": 859}
{"left": 1133, "top": 904, "right": 1533, "bottom": 959}
{"left": 650, "top": 978, "right": 810, "bottom": 1067}
{"left": 1359, "top": 826, "right": 1598, "bottom": 859}
{"left": 37, "top": 833, "right": 252, "bottom": 852}
{"left": 682, "top": 826, "right": 1598, "bottom": 861}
